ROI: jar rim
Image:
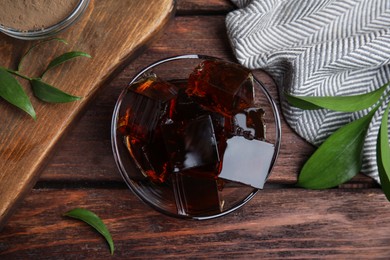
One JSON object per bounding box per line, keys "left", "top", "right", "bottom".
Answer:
{"left": 0, "top": 0, "right": 90, "bottom": 40}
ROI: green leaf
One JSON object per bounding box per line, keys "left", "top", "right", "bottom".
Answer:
{"left": 31, "top": 79, "right": 81, "bottom": 103}
{"left": 297, "top": 107, "right": 378, "bottom": 189}
{"left": 0, "top": 68, "right": 36, "bottom": 119}
{"left": 285, "top": 82, "right": 388, "bottom": 112}
{"left": 41, "top": 51, "right": 91, "bottom": 77}
{"left": 64, "top": 208, "right": 114, "bottom": 255}
{"left": 284, "top": 92, "right": 324, "bottom": 110}
{"left": 18, "top": 38, "right": 68, "bottom": 72}
{"left": 377, "top": 102, "right": 390, "bottom": 201}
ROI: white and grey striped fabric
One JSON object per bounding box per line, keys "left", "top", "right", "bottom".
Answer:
{"left": 226, "top": 0, "right": 390, "bottom": 183}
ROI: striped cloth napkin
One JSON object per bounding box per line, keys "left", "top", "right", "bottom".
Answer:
{"left": 226, "top": 0, "right": 390, "bottom": 183}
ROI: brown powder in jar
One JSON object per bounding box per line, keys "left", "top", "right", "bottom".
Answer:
{"left": 0, "top": 0, "right": 80, "bottom": 31}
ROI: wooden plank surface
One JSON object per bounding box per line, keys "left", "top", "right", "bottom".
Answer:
{"left": 0, "top": 0, "right": 386, "bottom": 258}
{"left": 176, "top": 0, "right": 235, "bottom": 14}
{"left": 37, "top": 15, "right": 375, "bottom": 186}
{"left": 0, "top": 0, "right": 175, "bottom": 228}
{"left": 2, "top": 188, "right": 390, "bottom": 259}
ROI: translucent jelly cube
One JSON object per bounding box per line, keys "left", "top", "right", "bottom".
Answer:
{"left": 162, "top": 115, "right": 220, "bottom": 174}
{"left": 117, "top": 75, "right": 178, "bottom": 183}
{"left": 125, "top": 135, "right": 170, "bottom": 183}
{"left": 117, "top": 95, "right": 162, "bottom": 141}
{"left": 117, "top": 76, "right": 178, "bottom": 141}
{"left": 162, "top": 114, "right": 223, "bottom": 215}
{"left": 171, "top": 170, "right": 223, "bottom": 216}
{"left": 187, "top": 60, "right": 255, "bottom": 117}
{"left": 171, "top": 89, "right": 207, "bottom": 121}
{"left": 132, "top": 74, "right": 178, "bottom": 101}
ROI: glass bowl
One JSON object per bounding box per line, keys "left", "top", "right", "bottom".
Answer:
{"left": 111, "top": 54, "right": 281, "bottom": 220}
{"left": 0, "top": 0, "right": 90, "bottom": 40}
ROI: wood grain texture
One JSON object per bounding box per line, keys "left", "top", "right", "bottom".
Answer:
{"left": 37, "top": 15, "right": 375, "bottom": 187}
{"left": 2, "top": 188, "right": 390, "bottom": 259}
{"left": 0, "top": 0, "right": 385, "bottom": 258}
{"left": 0, "top": 0, "right": 175, "bottom": 228}
{"left": 176, "top": 0, "right": 234, "bottom": 14}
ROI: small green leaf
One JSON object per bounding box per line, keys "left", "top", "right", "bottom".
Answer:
{"left": 377, "top": 102, "right": 390, "bottom": 201}
{"left": 31, "top": 79, "right": 81, "bottom": 103}
{"left": 0, "top": 68, "right": 36, "bottom": 119}
{"left": 64, "top": 208, "right": 114, "bottom": 255}
{"left": 41, "top": 51, "right": 91, "bottom": 77}
{"left": 18, "top": 38, "right": 68, "bottom": 72}
{"left": 297, "top": 107, "right": 378, "bottom": 189}
{"left": 285, "top": 82, "right": 389, "bottom": 112}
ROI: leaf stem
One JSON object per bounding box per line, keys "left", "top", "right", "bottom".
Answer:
{"left": 2, "top": 68, "right": 33, "bottom": 81}
{"left": 17, "top": 38, "right": 68, "bottom": 72}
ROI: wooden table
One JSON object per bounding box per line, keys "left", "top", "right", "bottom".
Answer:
{"left": 2, "top": 1, "right": 390, "bottom": 258}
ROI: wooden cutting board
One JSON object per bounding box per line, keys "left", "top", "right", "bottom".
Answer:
{"left": 0, "top": 0, "right": 175, "bottom": 229}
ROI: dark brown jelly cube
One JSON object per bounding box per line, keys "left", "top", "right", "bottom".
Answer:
{"left": 161, "top": 115, "right": 220, "bottom": 175}
{"left": 171, "top": 169, "right": 222, "bottom": 216}
{"left": 171, "top": 89, "right": 206, "bottom": 121}
{"left": 117, "top": 76, "right": 178, "bottom": 141}
{"left": 117, "top": 94, "right": 164, "bottom": 141}
{"left": 124, "top": 136, "right": 166, "bottom": 183}
{"left": 187, "top": 60, "right": 255, "bottom": 117}
{"left": 124, "top": 130, "right": 171, "bottom": 184}
{"left": 132, "top": 74, "right": 178, "bottom": 101}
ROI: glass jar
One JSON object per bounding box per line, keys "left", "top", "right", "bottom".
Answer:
{"left": 0, "top": 0, "right": 90, "bottom": 40}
